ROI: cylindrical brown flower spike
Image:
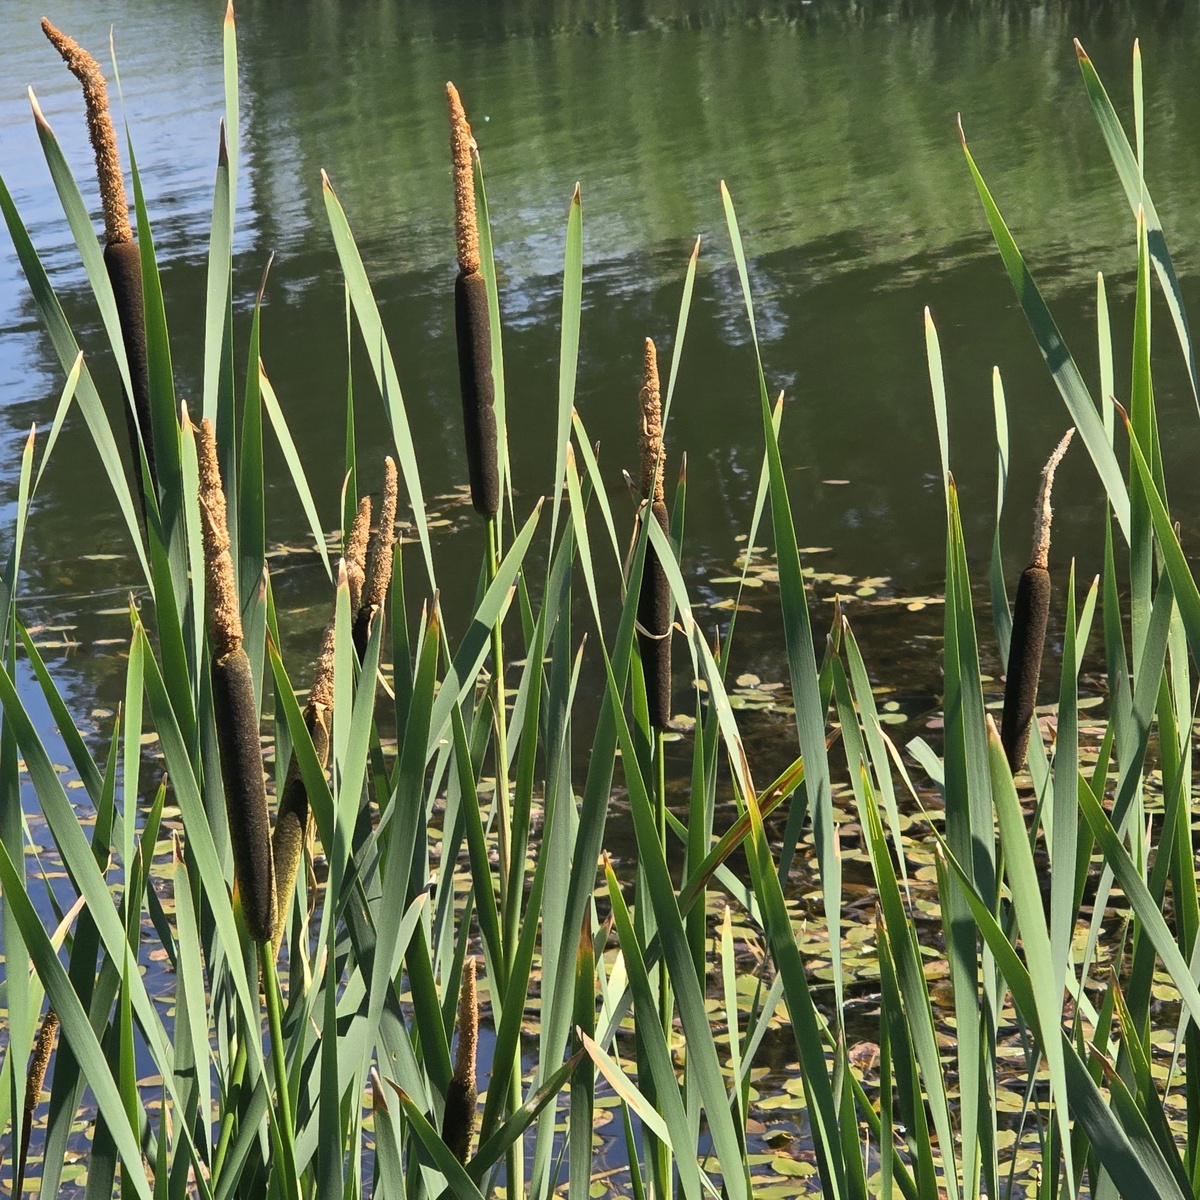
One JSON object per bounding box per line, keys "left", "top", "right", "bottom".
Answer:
{"left": 441, "top": 958, "right": 479, "bottom": 1164}
{"left": 636, "top": 338, "right": 672, "bottom": 729}
{"left": 272, "top": 585, "right": 336, "bottom": 950}
{"left": 15, "top": 1006, "right": 59, "bottom": 1198}
{"left": 1000, "top": 428, "right": 1074, "bottom": 773}
{"left": 345, "top": 495, "right": 372, "bottom": 614}
{"left": 448, "top": 82, "right": 498, "bottom": 519}
{"left": 353, "top": 458, "right": 398, "bottom": 660}
{"left": 197, "top": 416, "right": 276, "bottom": 942}
{"left": 43, "top": 19, "right": 157, "bottom": 499}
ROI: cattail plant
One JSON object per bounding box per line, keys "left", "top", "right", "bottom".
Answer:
{"left": 1000, "top": 428, "right": 1074, "bottom": 773}
{"left": 441, "top": 958, "right": 479, "bottom": 1164}
{"left": 43, "top": 20, "right": 157, "bottom": 499}
{"left": 15, "top": 1006, "right": 58, "bottom": 1198}
{"left": 447, "top": 82, "right": 498, "bottom": 520}
{"left": 272, "top": 486, "right": 380, "bottom": 947}
{"left": 196, "top": 414, "right": 276, "bottom": 943}
{"left": 353, "top": 457, "right": 398, "bottom": 660}
{"left": 637, "top": 337, "right": 672, "bottom": 729}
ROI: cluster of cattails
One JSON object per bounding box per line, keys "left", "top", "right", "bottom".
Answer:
{"left": 15, "top": 1006, "right": 59, "bottom": 1197}
{"left": 197, "top": 416, "right": 276, "bottom": 942}
{"left": 272, "top": 461, "right": 398, "bottom": 946}
{"left": 440, "top": 958, "right": 479, "bottom": 1163}
{"left": 636, "top": 338, "right": 673, "bottom": 729}
{"left": 447, "top": 83, "right": 498, "bottom": 520}
{"left": 1000, "top": 429, "right": 1074, "bottom": 773}
{"left": 43, "top": 20, "right": 156, "bottom": 500}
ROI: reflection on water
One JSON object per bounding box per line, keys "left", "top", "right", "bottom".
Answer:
{"left": 1, "top": 0, "right": 1199, "bottom": 712}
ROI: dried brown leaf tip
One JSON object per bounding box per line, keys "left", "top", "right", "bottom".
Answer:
{"left": 638, "top": 337, "right": 665, "bottom": 506}
{"left": 447, "top": 82, "right": 480, "bottom": 275}
{"left": 41, "top": 19, "right": 131, "bottom": 246}
{"left": 196, "top": 417, "right": 242, "bottom": 659}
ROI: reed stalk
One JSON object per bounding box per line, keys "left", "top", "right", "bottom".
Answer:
{"left": 259, "top": 944, "right": 301, "bottom": 1200}
{"left": 449, "top": 86, "right": 517, "bottom": 1188}
{"left": 42, "top": 20, "right": 157, "bottom": 500}
{"left": 1000, "top": 429, "right": 1074, "bottom": 773}
{"left": 633, "top": 336, "right": 675, "bottom": 1198}
{"left": 196, "top": 414, "right": 276, "bottom": 943}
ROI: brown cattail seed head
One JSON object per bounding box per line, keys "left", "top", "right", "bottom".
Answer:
{"left": 308, "top": 610, "right": 338, "bottom": 716}
{"left": 354, "top": 458, "right": 399, "bottom": 657}
{"left": 1000, "top": 564, "right": 1050, "bottom": 773}
{"left": 441, "top": 958, "right": 479, "bottom": 1163}
{"left": 346, "top": 495, "right": 372, "bottom": 613}
{"left": 363, "top": 458, "right": 398, "bottom": 614}
{"left": 454, "top": 272, "right": 499, "bottom": 517}
{"left": 211, "top": 644, "right": 276, "bottom": 942}
{"left": 25, "top": 1007, "right": 58, "bottom": 1113}
{"left": 42, "top": 19, "right": 132, "bottom": 246}
{"left": 999, "top": 430, "right": 1071, "bottom": 774}
{"left": 454, "top": 957, "right": 478, "bottom": 1086}
{"left": 196, "top": 418, "right": 243, "bottom": 659}
{"left": 447, "top": 82, "right": 480, "bottom": 275}
{"left": 638, "top": 338, "right": 665, "bottom": 506}
{"left": 1030, "top": 428, "right": 1074, "bottom": 569}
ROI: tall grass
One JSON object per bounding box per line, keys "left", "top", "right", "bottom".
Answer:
{"left": 1, "top": 11, "right": 1199, "bottom": 1200}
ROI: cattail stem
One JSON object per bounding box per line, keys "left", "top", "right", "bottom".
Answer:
{"left": 15, "top": 1006, "right": 58, "bottom": 1199}
{"left": 43, "top": 20, "right": 156, "bottom": 500}
{"left": 197, "top": 415, "right": 276, "bottom": 942}
{"left": 487, "top": 520, "right": 513, "bottom": 917}
{"left": 441, "top": 959, "right": 479, "bottom": 1163}
{"left": 211, "top": 1038, "right": 248, "bottom": 1186}
{"left": 486, "top": 515, "right": 521, "bottom": 1200}
{"left": 1000, "top": 429, "right": 1074, "bottom": 772}
{"left": 448, "top": 83, "right": 498, "bottom": 519}
{"left": 259, "top": 945, "right": 301, "bottom": 1200}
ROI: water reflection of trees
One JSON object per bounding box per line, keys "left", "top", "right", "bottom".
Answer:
{"left": 233, "top": 0, "right": 1200, "bottom": 296}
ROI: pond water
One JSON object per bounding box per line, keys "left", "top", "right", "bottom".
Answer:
{"left": 3, "top": 0, "right": 1200, "bottom": 728}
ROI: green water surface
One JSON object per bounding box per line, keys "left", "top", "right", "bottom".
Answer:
{"left": 1, "top": 0, "right": 1198, "bottom": 707}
